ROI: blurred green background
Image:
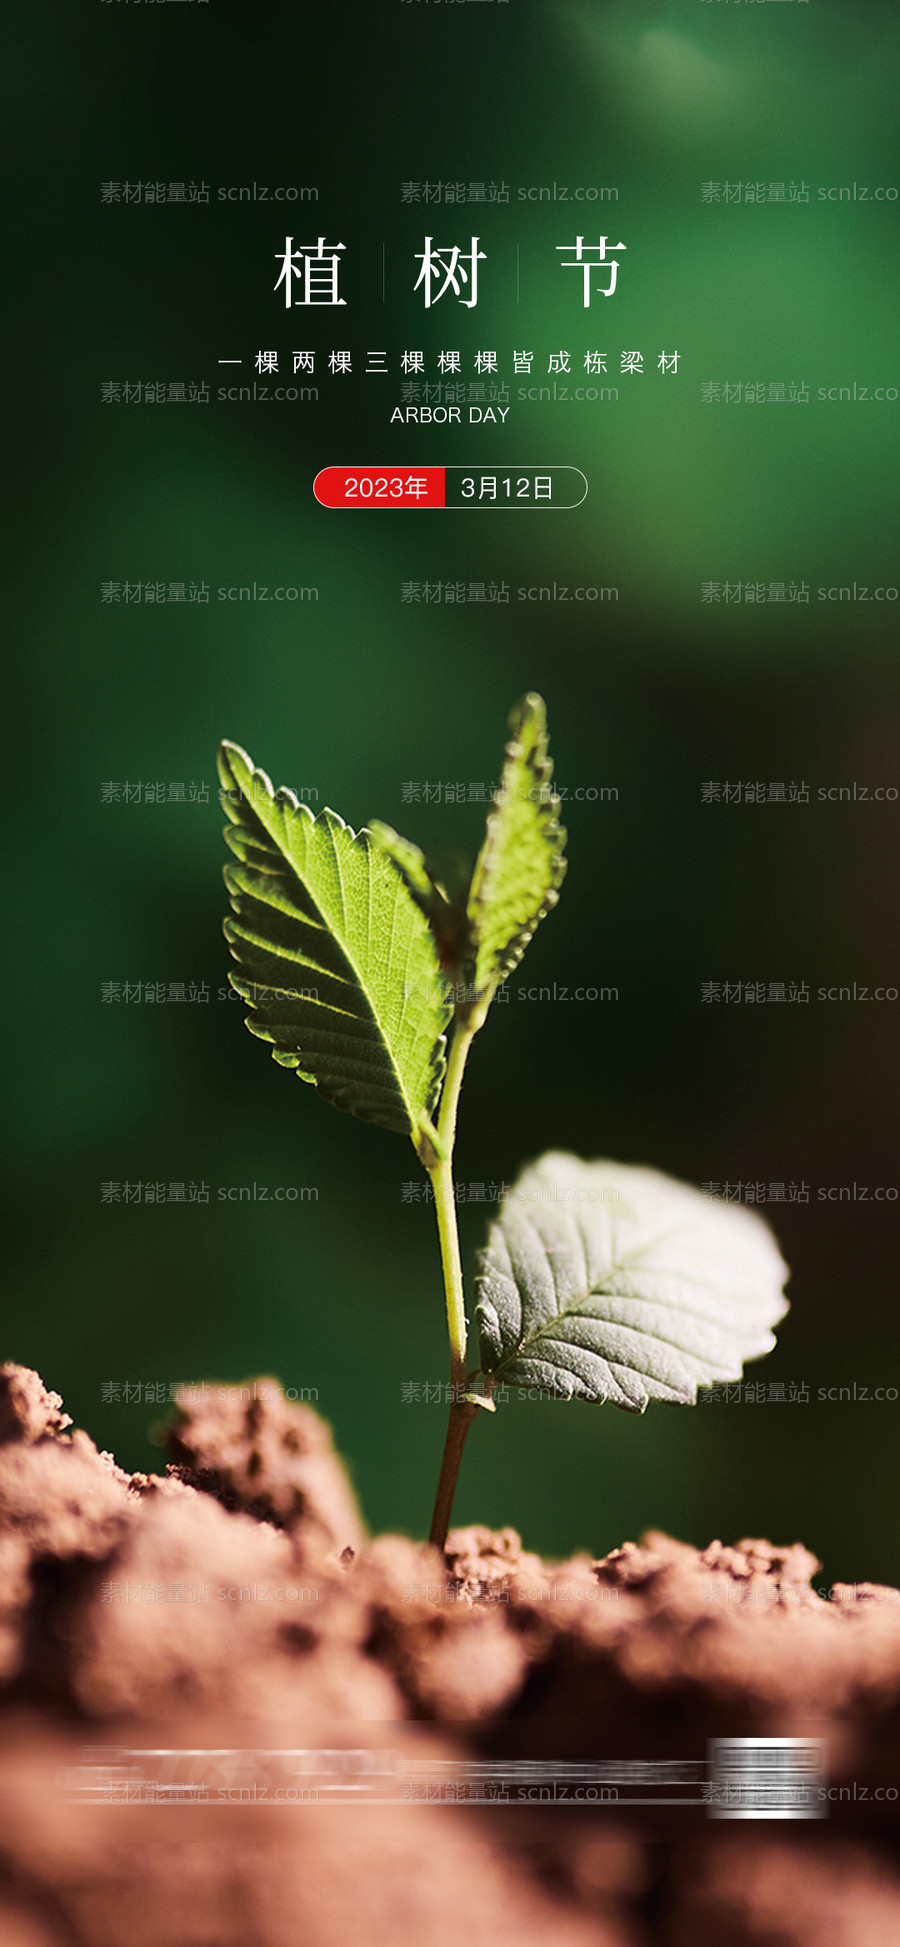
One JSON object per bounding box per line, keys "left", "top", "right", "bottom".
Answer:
{"left": 7, "top": 0, "right": 900, "bottom": 1583}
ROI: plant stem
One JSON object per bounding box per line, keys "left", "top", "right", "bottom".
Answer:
{"left": 429, "top": 1400, "right": 477, "bottom": 1551}
{"left": 428, "top": 1019, "right": 475, "bottom": 1388}
{"left": 431, "top": 1153, "right": 468, "bottom": 1392}
{"left": 426, "top": 1018, "right": 477, "bottom": 1546}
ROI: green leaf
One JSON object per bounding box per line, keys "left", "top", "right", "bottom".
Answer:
{"left": 474, "top": 1152, "right": 789, "bottom": 1408}
{"left": 218, "top": 742, "right": 452, "bottom": 1147}
{"left": 369, "top": 821, "right": 447, "bottom": 916}
{"left": 370, "top": 821, "right": 474, "bottom": 975}
{"left": 467, "top": 693, "right": 567, "bottom": 999}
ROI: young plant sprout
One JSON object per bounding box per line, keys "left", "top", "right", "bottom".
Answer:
{"left": 218, "top": 696, "right": 789, "bottom": 1550}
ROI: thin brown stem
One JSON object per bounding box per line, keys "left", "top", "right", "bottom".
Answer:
{"left": 428, "top": 1398, "right": 478, "bottom": 1552}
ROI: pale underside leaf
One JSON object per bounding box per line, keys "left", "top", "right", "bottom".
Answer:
{"left": 474, "top": 1151, "right": 790, "bottom": 1408}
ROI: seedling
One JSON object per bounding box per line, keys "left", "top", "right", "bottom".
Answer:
{"left": 218, "top": 696, "right": 789, "bottom": 1549}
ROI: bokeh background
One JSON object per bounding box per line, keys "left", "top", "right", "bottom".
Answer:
{"left": 8, "top": 0, "right": 900, "bottom": 1583}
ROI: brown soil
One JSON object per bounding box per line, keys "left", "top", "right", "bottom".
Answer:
{"left": 1, "top": 1362, "right": 899, "bottom": 1945}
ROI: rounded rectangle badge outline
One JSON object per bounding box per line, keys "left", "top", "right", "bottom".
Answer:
{"left": 313, "top": 465, "right": 589, "bottom": 510}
